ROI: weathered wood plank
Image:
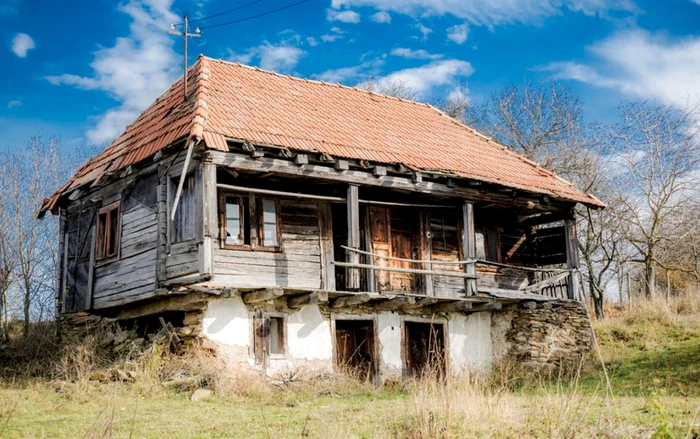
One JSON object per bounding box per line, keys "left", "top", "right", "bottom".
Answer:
{"left": 331, "top": 293, "right": 370, "bottom": 309}
{"left": 287, "top": 291, "right": 329, "bottom": 308}
{"left": 242, "top": 288, "right": 284, "bottom": 304}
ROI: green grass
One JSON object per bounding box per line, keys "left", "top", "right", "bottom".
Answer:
{"left": 1, "top": 306, "right": 699, "bottom": 438}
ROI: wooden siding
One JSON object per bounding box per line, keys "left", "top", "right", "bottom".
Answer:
{"left": 93, "top": 181, "right": 159, "bottom": 309}
{"left": 212, "top": 200, "right": 322, "bottom": 289}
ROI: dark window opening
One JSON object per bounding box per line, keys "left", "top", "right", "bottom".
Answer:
{"left": 430, "top": 212, "right": 460, "bottom": 254}
{"left": 172, "top": 174, "right": 195, "bottom": 243}
{"left": 335, "top": 319, "right": 377, "bottom": 381}
{"left": 404, "top": 321, "right": 446, "bottom": 378}
{"left": 96, "top": 203, "right": 120, "bottom": 261}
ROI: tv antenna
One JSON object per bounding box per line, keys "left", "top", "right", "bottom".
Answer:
{"left": 169, "top": 14, "right": 201, "bottom": 101}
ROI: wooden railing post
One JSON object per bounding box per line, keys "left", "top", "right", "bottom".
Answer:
{"left": 564, "top": 209, "right": 580, "bottom": 300}
{"left": 346, "top": 185, "right": 361, "bottom": 290}
{"left": 462, "top": 201, "right": 477, "bottom": 296}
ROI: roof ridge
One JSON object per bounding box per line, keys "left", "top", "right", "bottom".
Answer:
{"left": 190, "top": 56, "right": 211, "bottom": 141}
{"left": 204, "top": 55, "right": 429, "bottom": 106}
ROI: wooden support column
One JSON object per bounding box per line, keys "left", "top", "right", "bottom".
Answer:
{"left": 462, "top": 201, "right": 477, "bottom": 296}
{"left": 564, "top": 209, "right": 580, "bottom": 301}
{"left": 198, "top": 160, "right": 216, "bottom": 277}
{"left": 346, "top": 185, "right": 361, "bottom": 290}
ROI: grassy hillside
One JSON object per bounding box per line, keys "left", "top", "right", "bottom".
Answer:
{"left": 0, "top": 299, "right": 699, "bottom": 438}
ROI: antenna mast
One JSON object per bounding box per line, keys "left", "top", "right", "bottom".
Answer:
{"left": 169, "top": 14, "right": 201, "bottom": 101}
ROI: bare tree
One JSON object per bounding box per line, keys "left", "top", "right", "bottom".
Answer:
{"left": 466, "top": 79, "right": 587, "bottom": 174}
{"left": 3, "top": 137, "right": 66, "bottom": 335}
{"left": 606, "top": 102, "right": 700, "bottom": 299}
{"left": 357, "top": 76, "right": 418, "bottom": 100}
{"left": 0, "top": 165, "right": 17, "bottom": 341}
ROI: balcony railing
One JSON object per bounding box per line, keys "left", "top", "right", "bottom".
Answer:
{"left": 334, "top": 246, "right": 581, "bottom": 301}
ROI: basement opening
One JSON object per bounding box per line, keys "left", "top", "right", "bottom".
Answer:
{"left": 334, "top": 319, "right": 377, "bottom": 381}
{"left": 404, "top": 321, "right": 446, "bottom": 378}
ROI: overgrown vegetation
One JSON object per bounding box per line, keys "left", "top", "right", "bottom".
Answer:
{"left": 0, "top": 298, "right": 698, "bottom": 438}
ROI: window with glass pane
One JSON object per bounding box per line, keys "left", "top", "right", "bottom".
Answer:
{"left": 260, "top": 198, "right": 279, "bottom": 247}
{"left": 225, "top": 196, "right": 244, "bottom": 245}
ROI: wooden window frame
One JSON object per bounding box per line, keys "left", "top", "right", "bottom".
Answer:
{"left": 219, "top": 190, "right": 283, "bottom": 252}
{"left": 95, "top": 202, "right": 121, "bottom": 263}
{"left": 250, "top": 311, "right": 288, "bottom": 365}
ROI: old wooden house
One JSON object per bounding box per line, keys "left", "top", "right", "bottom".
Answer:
{"left": 40, "top": 56, "right": 602, "bottom": 381}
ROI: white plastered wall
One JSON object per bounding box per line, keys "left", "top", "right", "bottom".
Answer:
{"left": 448, "top": 312, "right": 493, "bottom": 373}
{"left": 377, "top": 312, "right": 403, "bottom": 380}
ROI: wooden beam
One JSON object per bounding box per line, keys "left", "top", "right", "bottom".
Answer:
{"left": 346, "top": 185, "right": 361, "bottom": 290}
{"left": 462, "top": 201, "right": 477, "bottom": 296}
{"left": 471, "top": 302, "right": 503, "bottom": 312}
{"left": 334, "top": 261, "right": 477, "bottom": 278}
{"left": 294, "top": 154, "right": 308, "bottom": 165}
{"left": 242, "top": 288, "right": 284, "bottom": 304}
{"left": 373, "top": 166, "right": 387, "bottom": 177}
{"left": 564, "top": 209, "right": 580, "bottom": 300}
{"left": 208, "top": 151, "right": 566, "bottom": 210}
{"left": 116, "top": 294, "right": 209, "bottom": 320}
{"left": 287, "top": 291, "right": 329, "bottom": 308}
{"left": 171, "top": 138, "right": 196, "bottom": 221}
{"left": 407, "top": 297, "right": 438, "bottom": 309}
{"left": 430, "top": 300, "right": 473, "bottom": 313}
{"left": 374, "top": 296, "right": 416, "bottom": 311}
{"left": 331, "top": 293, "right": 370, "bottom": 309}
{"left": 335, "top": 160, "right": 349, "bottom": 171}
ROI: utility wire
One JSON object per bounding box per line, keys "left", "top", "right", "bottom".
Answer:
{"left": 173, "top": 0, "right": 262, "bottom": 26}
{"left": 198, "top": 0, "right": 311, "bottom": 30}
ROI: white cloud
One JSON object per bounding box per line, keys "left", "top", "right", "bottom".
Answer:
{"left": 390, "top": 47, "right": 442, "bottom": 60}
{"left": 45, "top": 0, "right": 179, "bottom": 145}
{"left": 320, "top": 27, "right": 345, "bottom": 43}
{"left": 330, "top": 0, "right": 638, "bottom": 26}
{"left": 307, "top": 36, "right": 319, "bottom": 46}
{"left": 327, "top": 8, "right": 361, "bottom": 23}
{"left": 318, "top": 56, "right": 385, "bottom": 83}
{"left": 6, "top": 100, "right": 21, "bottom": 108}
{"left": 447, "top": 23, "right": 469, "bottom": 44}
{"left": 363, "top": 59, "right": 474, "bottom": 99}
{"left": 370, "top": 11, "right": 391, "bottom": 23}
{"left": 228, "top": 43, "right": 305, "bottom": 72}
{"left": 11, "top": 33, "right": 35, "bottom": 58}
{"left": 539, "top": 29, "right": 700, "bottom": 107}
{"left": 415, "top": 23, "right": 432, "bottom": 40}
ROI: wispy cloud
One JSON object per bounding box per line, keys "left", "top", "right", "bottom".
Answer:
{"left": 362, "top": 59, "right": 474, "bottom": 99}
{"left": 327, "top": 8, "right": 361, "bottom": 23}
{"left": 320, "top": 26, "right": 346, "bottom": 43}
{"left": 317, "top": 55, "right": 386, "bottom": 83}
{"left": 538, "top": 29, "right": 700, "bottom": 107}
{"left": 415, "top": 23, "right": 432, "bottom": 40}
{"left": 330, "top": 0, "right": 638, "bottom": 26}
{"left": 307, "top": 36, "right": 319, "bottom": 46}
{"left": 45, "top": 0, "right": 179, "bottom": 145}
{"left": 370, "top": 11, "right": 391, "bottom": 23}
{"left": 390, "top": 47, "right": 442, "bottom": 60}
{"left": 228, "top": 43, "right": 306, "bottom": 72}
{"left": 11, "top": 33, "right": 34, "bottom": 58}
{"left": 6, "top": 100, "right": 21, "bottom": 109}
{"left": 447, "top": 23, "right": 469, "bottom": 44}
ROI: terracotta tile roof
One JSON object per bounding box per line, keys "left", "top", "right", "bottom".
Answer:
{"left": 41, "top": 55, "right": 603, "bottom": 214}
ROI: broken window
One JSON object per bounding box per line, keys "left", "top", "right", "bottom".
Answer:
{"left": 172, "top": 174, "right": 195, "bottom": 243}
{"left": 475, "top": 224, "right": 500, "bottom": 262}
{"left": 430, "top": 212, "right": 460, "bottom": 254}
{"left": 253, "top": 312, "right": 286, "bottom": 364}
{"left": 219, "top": 192, "right": 281, "bottom": 250}
{"left": 95, "top": 202, "right": 120, "bottom": 261}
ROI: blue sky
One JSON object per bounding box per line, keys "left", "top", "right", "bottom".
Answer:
{"left": 2, "top": 0, "right": 700, "bottom": 151}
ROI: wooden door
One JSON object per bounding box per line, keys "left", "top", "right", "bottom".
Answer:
{"left": 368, "top": 207, "right": 420, "bottom": 292}
{"left": 369, "top": 206, "right": 391, "bottom": 291}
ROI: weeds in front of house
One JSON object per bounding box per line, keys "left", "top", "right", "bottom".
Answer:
{"left": 0, "top": 296, "right": 699, "bottom": 437}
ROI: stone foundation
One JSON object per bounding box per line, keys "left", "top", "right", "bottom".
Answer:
{"left": 492, "top": 300, "right": 592, "bottom": 369}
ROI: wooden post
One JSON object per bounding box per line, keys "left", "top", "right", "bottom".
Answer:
{"left": 564, "top": 210, "right": 580, "bottom": 301}
{"left": 198, "top": 160, "right": 216, "bottom": 277}
{"left": 346, "top": 185, "right": 361, "bottom": 290}
{"left": 462, "top": 202, "right": 477, "bottom": 296}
